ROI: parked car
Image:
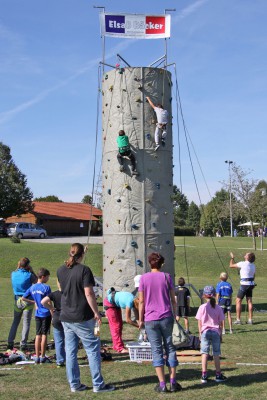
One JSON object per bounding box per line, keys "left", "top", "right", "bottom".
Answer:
{"left": 7, "top": 222, "right": 47, "bottom": 239}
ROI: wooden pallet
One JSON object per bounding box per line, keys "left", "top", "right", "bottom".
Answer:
{"left": 177, "top": 349, "right": 202, "bottom": 362}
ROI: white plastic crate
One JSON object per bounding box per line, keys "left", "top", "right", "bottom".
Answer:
{"left": 126, "top": 342, "right": 152, "bottom": 362}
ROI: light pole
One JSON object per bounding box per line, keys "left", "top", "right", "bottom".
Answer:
{"left": 225, "top": 160, "right": 233, "bottom": 237}
{"left": 260, "top": 188, "right": 266, "bottom": 251}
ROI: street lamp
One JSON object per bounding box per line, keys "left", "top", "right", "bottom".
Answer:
{"left": 260, "top": 188, "right": 266, "bottom": 251}
{"left": 225, "top": 160, "right": 233, "bottom": 237}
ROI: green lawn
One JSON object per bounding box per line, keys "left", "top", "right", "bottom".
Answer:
{"left": 0, "top": 237, "right": 266, "bottom": 400}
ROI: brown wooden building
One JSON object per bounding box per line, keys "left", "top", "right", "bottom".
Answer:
{"left": 6, "top": 202, "right": 102, "bottom": 236}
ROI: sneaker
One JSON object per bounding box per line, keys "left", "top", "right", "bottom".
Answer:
{"left": 161, "top": 139, "right": 166, "bottom": 147}
{"left": 71, "top": 384, "right": 89, "bottom": 393}
{"left": 119, "top": 165, "right": 125, "bottom": 172}
{"left": 229, "top": 329, "right": 233, "bottom": 334}
{"left": 170, "top": 382, "right": 182, "bottom": 392}
{"left": 201, "top": 374, "right": 208, "bottom": 384}
{"left": 247, "top": 319, "right": 253, "bottom": 325}
{"left": 93, "top": 384, "right": 115, "bottom": 393}
{"left": 7, "top": 343, "right": 14, "bottom": 350}
{"left": 215, "top": 373, "right": 227, "bottom": 383}
{"left": 234, "top": 320, "right": 241, "bottom": 325}
{"left": 132, "top": 170, "right": 139, "bottom": 176}
{"left": 20, "top": 345, "right": 27, "bottom": 351}
{"left": 222, "top": 329, "right": 226, "bottom": 335}
{"left": 40, "top": 356, "right": 52, "bottom": 364}
{"left": 56, "top": 363, "right": 65, "bottom": 368}
{"left": 155, "top": 144, "right": 160, "bottom": 151}
{"left": 154, "top": 383, "right": 168, "bottom": 393}
{"left": 32, "top": 356, "right": 40, "bottom": 364}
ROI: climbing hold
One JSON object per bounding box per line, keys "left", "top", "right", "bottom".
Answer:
{"left": 166, "top": 240, "right": 170, "bottom": 244}
{"left": 146, "top": 133, "right": 151, "bottom": 139}
{"left": 105, "top": 175, "right": 108, "bottom": 179}
{"left": 156, "top": 183, "right": 160, "bottom": 189}
{"left": 103, "top": 136, "right": 106, "bottom": 140}
{"left": 148, "top": 244, "right": 152, "bottom": 248}
{"left": 147, "top": 82, "right": 152, "bottom": 86}
{"left": 109, "top": 124, "right": 112, "bottom": 127}
{"left": 145, "top": 199, "right": 150, "bottom": 203}
{"left": 164, "top": 211, "right": 168, "bottom": 215}
{"left": 105, "top": 103, "right": 108, "bottom": 107}
{"left": 122, "top": 88, "right": 127, "bottom": 92}
{"left": 132, "top": 207, "right": 138, "bottom": 211}
{"left": 109, "top": 85, "right": 113, "bottom": 91}
{"left": 136, "top": 259, "right": 142, "bottom": 266}
{"left": 131, "top": 241, "right": 137, "bottom": 247}
{"left": 124, "top": 283, "right": 129, "bottom": 287}
{"left": 121, "top": 249, "right": 125, "bottom": 253}
{"left": 117, "top": 220, "right": 121, "bottom": 224}
{"left": 138, "top": 85, "right": 143, "bottom": 90}
{"left": 107, "top": 189, "right": 111, "bottom": 195}
{"left": 104, "top": 268, "right": 106, "bottom": 272}
{"left": 101, "top": 90, "right": 104, "bottom": 95}
{"left": 152, "top": 222, "right": 156, "bottom": 227}
{"left": 124, "top": 184, "right": 130, "bottom": 189}
{"left": 110, "top": 260, "right": 114, "bottom": 265}
{"left": 117, "top": 105, "right": 120, "bottom": 108}
{"left": 117, "top": 198, "right": 121, "bottom": 203}
{"left": 135, "top": 98, "right": 141, "bottom": 103}
{"left": 170, "top": 97, "right": 172, "bottom": 102}
{"left": 107, "top": 159, "right": 110, "bottom": 161}
{"left": 131, "top": 224, "right": 138, "bottom": 230}
{"left": 105, "top": 74, "right": 108, "bottom": 80}
{"left": 132, "top": 117, "right": 137, "bottom": 120}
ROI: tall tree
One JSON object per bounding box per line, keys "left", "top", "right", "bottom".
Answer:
{"left": 187, "top": 201, "right": 201, "bottom": 234}
{"left": 81, "top": 195, "right": 93, "bottom": 204}
{"left": 0, "top": 142, "right": 33, "bottom": 218}
{"left": 172, "top": 185, "right": 189, "bottom": 226}
{"left": 34, "top": 195, "right": 63, "bottom": 202}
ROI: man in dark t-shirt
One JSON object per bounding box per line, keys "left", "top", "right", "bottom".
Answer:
{"left": 57, "top": 243, "right": 114, "bottom": 394}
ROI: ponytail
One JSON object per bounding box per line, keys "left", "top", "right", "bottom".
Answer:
{"left": 210, "top": 297, "right": 216, "bottom": 308}
{"left": 65, "top": 243, "right": 84, "bottom": 269}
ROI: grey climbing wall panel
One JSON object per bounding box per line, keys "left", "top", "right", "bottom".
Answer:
{"left": 102, "top": 67, "right": 174, "bottom": 293}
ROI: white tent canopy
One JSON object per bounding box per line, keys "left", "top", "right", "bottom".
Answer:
{"left": 238, "top": 222, "right": 260, "bottom": 227}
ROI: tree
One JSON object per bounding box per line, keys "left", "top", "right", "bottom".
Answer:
{"left": 34, "top": 195, "right": 63, "bottom": 202}
{"left": 172, "top": 185, "right": 189, "bottom": 226}
{"left": 186, "top": 201, "right": 201, "bottom": 234}
{"left": 0, "top": 142, "right": 33, "bottom": 218}
{"left": 81, "top": 195, "right": 93, "bottom": 205}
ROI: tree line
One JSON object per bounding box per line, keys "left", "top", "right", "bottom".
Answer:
{"left": 1, "top": 142, "right": 267, "bottom": 238}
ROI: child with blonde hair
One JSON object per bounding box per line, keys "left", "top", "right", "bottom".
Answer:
{"left": 195, "top": 286, "right": 226, "bottom": 384}
{"left": 216, "top": 272, "right": 233, "bottom": 334}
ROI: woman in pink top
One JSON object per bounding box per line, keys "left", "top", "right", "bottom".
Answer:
{"left": 195, "top": 285, "right": 226, "bottom": 384}
{"left": 138, "top": 252, "right": 182, "bottom": 393}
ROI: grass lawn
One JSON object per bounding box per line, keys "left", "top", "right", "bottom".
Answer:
{"left": 0, "top": 236, "right": 266, "bottom": 399}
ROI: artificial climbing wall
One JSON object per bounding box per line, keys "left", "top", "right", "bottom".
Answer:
{"left": 102, "top": 67, "right": 174, "bottom": 293}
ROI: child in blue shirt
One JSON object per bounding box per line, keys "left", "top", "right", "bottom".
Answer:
{"left": 22, "top": 268, "right": 52, "bottom": 363}
{"left": 216, "top": 272, "right": 233, "bottom": 334}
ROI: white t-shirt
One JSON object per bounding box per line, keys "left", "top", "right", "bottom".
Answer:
{"left": 154, "top": 107, "right": 168, "bottom": 124}
{"left": 236, "top": 261, "right": 256, "bottom": 285}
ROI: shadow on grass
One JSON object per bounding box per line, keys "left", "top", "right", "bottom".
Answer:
{"left": 185, "top": 370, "right": 267, "bottom": 391}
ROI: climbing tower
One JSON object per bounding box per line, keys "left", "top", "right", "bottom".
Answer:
{"left": 102, "top": 67, "right": 174, "bottom": 292}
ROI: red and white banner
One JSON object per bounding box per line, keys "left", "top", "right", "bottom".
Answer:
{"left": 100, "top": 13, "right": 171, "bottom": 39}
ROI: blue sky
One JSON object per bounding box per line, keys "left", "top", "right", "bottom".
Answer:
{"left": 1, "top": 0, "right": 267, "bottom": 205}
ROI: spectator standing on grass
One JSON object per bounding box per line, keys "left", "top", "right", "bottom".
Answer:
{"left": 139, "top": 252, "right": 182, "bottom": 393}
{"left": 175, "top": 277, "right": 191, "bottom": 333}
{"left": 216, "top": 272, "right": 233, "bottom": 334}
{"left": 22, "top": 268, "right": 52, "bottom": 364}
{"left": 229, "top": 251, "right": 256, "bottom": 324}
{"left": 57, "top": 243, "right": 115, "bottom": 393}
{"left": 41, "top": 286, "right": 66, "bottom": 367}
{"left": 195, "top": 285, "right": 226, "bottom": 384}
{"left": 7, "top": 257, "right": 37, "bottom": 351}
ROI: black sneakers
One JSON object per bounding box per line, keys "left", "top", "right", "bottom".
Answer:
{"left": 154, "top": 383, "right": 168, "bottom": 393}
{"left": 170, "top": 382, "right": 182, "bottom": 392}
{"left": 201, "top": 374, "right": 208, "bottom": 384}
{"left": 215, "top": 373, "right": 227, "bottom": 383}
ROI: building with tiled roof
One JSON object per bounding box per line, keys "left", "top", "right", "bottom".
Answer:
{"left": 6, "top": 202, "right": 102, "bottom": 236}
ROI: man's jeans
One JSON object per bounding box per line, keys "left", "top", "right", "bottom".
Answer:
{"left": 145, "top": 316, "right": 178, "bottom": 368}
{"left": 62, "top": 319, "right": 104, "bottom": 390}
{"left": 8, "top": 302, "right": 33, "bottom": 346}
{"left": 53, "top": 325, "right": 66, "bottom": 365}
